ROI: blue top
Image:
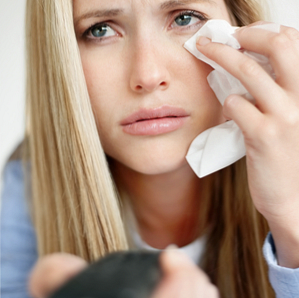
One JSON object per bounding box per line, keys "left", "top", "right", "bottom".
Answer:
{"left": 1, "top": 160, "right": 299, "bottom": 298}
{"left": 1, "top": 161, "right": 37, "bottom": 298}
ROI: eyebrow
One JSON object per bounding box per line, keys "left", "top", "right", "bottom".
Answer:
{"left": 74, "top": 0, "right": 215, "bottom": 26}
{"left": 160, "top": 0, "right": 216, "bottom": 10}
{"left": 74, "top": 9, "right": 124, "bottom": 26}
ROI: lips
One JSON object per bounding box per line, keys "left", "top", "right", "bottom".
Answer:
{"left": 120, "top": 106, "right": 189, "bottom": 136}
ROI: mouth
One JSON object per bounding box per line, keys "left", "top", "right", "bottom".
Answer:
{"left": 120, "top": 106, "right": 190, "bottom": 136}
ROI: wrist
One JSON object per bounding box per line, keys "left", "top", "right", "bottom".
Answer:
{"left": 268, "top": 219, "right": 299, "bottom": 268}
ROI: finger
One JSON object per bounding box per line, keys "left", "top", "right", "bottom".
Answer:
{"left": 160, "top": 249, "right": 207, "bottom": 277}
{"left": 29, "top": 253, "right": 88, "bottom": 298}
{"left": 196, "top": 38, "right": 284, "bottom": 114}
{"left": 152, "top": 250, "right": 196, "bottom": 298}
{"left": 223, "top": 94, "right": 264, "bottom": 137}
{"left": 234, "top": 24, "right": 299, "bottom": 91}
{"left": 152, "top": 250, "right": 216, "bottom": 298}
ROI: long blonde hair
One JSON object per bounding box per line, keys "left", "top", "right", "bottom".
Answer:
{"left": 25, "top": 0, "right": 274, "bottom": 297}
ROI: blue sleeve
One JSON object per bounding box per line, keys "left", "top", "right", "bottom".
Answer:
{"left": 263, "top": 233, "right": 299, "bottom": 298}
{"left": 1, "top": 161, "right": 38, "bottom": 298}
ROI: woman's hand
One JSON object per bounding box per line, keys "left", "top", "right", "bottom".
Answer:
{"left": 29, "top": 253, "right": 88, "bottom": 298}
{"left": 196, "top": 22, "right": 299, "bottom": 268}
{"left": 152, "top": 250, "right": 219, "bottom": 298}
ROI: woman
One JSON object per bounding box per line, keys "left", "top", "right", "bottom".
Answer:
{"left": 1, "top": 0, "right": 299, "bottom": 297}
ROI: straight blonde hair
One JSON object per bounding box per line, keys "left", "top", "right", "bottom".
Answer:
{"left": 25, "top": 0, "right": 274, "bottom": 297}
{"left": 25, "top": 0, "right": 128, "bottom": 260}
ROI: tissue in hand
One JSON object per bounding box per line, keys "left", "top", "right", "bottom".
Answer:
{"left": 184, "top": 19, "right": 280, "bottom": 178}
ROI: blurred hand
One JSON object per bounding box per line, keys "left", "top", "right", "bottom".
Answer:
{"left": 28, "top": 250, "right": 218, "bottom": 298}
{"left": 29, "top": 253, "right": 88, "bottom": 298}
{"left": 152, "top": 250, "right": 219, "bottom": 298}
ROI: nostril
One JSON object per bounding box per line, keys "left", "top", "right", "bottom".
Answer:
{"left": 132, "top": 80, "right": 168, "bottom": 93}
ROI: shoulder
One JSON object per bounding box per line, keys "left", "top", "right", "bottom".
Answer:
{"left": 1, "top": 141, "right": 34, "bottom": 238}
{"left": 1, "top": 142, "right": 38, "bottom": 298}
{"left": 1, "top": 142, "right": 29, "bottom": 215}
{"left": 2, "top": 141, "right": 27, "bottom": 192}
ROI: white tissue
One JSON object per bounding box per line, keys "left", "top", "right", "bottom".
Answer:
{"left": 184, "top": 20, "right": 280, "bottom": 178}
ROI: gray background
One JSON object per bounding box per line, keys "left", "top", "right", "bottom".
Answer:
{"left": 1, "top": 0, "right": 299, "bottom": 191}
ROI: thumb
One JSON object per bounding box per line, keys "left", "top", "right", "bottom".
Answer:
{"left": 29, "top": 253, "right": 88, "bottom": 298}
{"left": 151, "top": 250, "right": 210, "bottom": 298}
{"left": 160, "top": 249, "right": 199, "bottom": 274}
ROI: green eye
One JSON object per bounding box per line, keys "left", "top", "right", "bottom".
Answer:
{"left": 91, "top": 26, "right": 108, "bottom": 37}
{"left": 172, "top": 11, "right": 206, "bottom": 28}
{"left": 89, "top": 24, "right": 116, "bottom": 38}
{"left": 175, "top": 15, "right": 193, "bottom": 26}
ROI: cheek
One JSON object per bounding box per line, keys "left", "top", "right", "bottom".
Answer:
{"left": 181, "top": 58, "right": 214, "bottom": 96}
{"left": 81, "top": 52, "right": 122, "bottom": 103}
{"left": 177, "top": 59, "right": 225, "bottom": 138}
{"left": 80, "top": 49, "right": 126, "bottom": 127}
{"left": 79, "top": 54, "right": 120, "bottom": 153}
{"left": 167, "top": 41, "right": 215, "bottom": 96}
{"left": 177, "top": 54, "right": 223, "bottom": 118}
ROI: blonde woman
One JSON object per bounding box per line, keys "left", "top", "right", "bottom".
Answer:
{"left": 1, "top": 0, "right": 299, "bottom": 297}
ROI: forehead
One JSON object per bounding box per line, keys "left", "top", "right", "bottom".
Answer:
{"left": 73, "top": 0, "right": 227, "bottom": 14}
{"left": 73, "top": 0, "right": 230, "bottom": 23}
{"left": 73, "top": 0, "right": 218, "bottom": 7}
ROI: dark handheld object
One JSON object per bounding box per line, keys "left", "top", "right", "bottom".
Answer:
{"left": 49, "top": 251, "right": 162, "bottom": 298}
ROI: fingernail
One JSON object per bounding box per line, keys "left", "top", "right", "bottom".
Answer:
{"left": 166, "top": 244, "right": 179, "bottom": 250}
{"left": 165, "top": 249, "right": 194, "bottom": 266}
{"left": 197, "top": 36, "right": 211, "bottom": 46}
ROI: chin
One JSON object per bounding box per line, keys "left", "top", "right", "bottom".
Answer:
{"left": 111, "top": 149, "right": 190, "bottom": 176}
{"left": 133, "top": 159, "right": 188, "bottom": 176}
{"left": 105, "top": 132, "right": 197, "bottom": 176}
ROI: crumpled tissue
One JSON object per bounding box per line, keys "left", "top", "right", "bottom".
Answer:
{"left": 184, "top": 19, "right": 280, "bottom": 178}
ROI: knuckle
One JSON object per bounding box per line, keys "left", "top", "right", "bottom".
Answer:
{"left": 269, "top": 33, "right": 292, "bottom": 50}
{"left": 284, "top": 27, "right": 299, "bottom": 41}
{"left": 262, "top": 123, "right": 276, "bottom": 137}
{"left": 239, "top": 58, "right": 260, "bottom": 77}
{"left": 258, "top": 122, "right": 277, "bottom": 143}
{"left": 283, "top": 109, "right": 299, "bottom": 126}
{"left": 223, "top": 95, "right": 238, "bottom": 117}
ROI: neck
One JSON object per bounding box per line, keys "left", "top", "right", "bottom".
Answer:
{"left": 112, "top": 161, "right": 206, "bottom": 249}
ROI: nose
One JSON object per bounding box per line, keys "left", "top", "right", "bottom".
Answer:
{"left": 129, "top": 41, "right": 170, "bottom": 93}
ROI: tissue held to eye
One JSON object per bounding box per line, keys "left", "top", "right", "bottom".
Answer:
{"left": 184, "top": 20, "right": 280, "bottom": 178}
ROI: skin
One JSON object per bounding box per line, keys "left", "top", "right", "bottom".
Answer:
{"left": 29, "top": 250, "right": 219, "bottom": 298}
{"left": 74, "top": 0, "right": 230, "bottom": 248}
{"left": 29, "top": 0, "right": 299, "bottom": 297}
{"left": 197, "top": 24, "right": 299, "bottom": 268}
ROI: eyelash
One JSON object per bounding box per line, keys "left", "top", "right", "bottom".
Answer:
{"left": 83, "top": 10, "right": 209, "bottom": 42}
{"left": 171, "top": 10, "right": 208, "bottom": 29}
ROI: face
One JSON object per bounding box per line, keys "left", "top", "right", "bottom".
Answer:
{"left": 73, "top": 0, "right": 232, "bottom": 175}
